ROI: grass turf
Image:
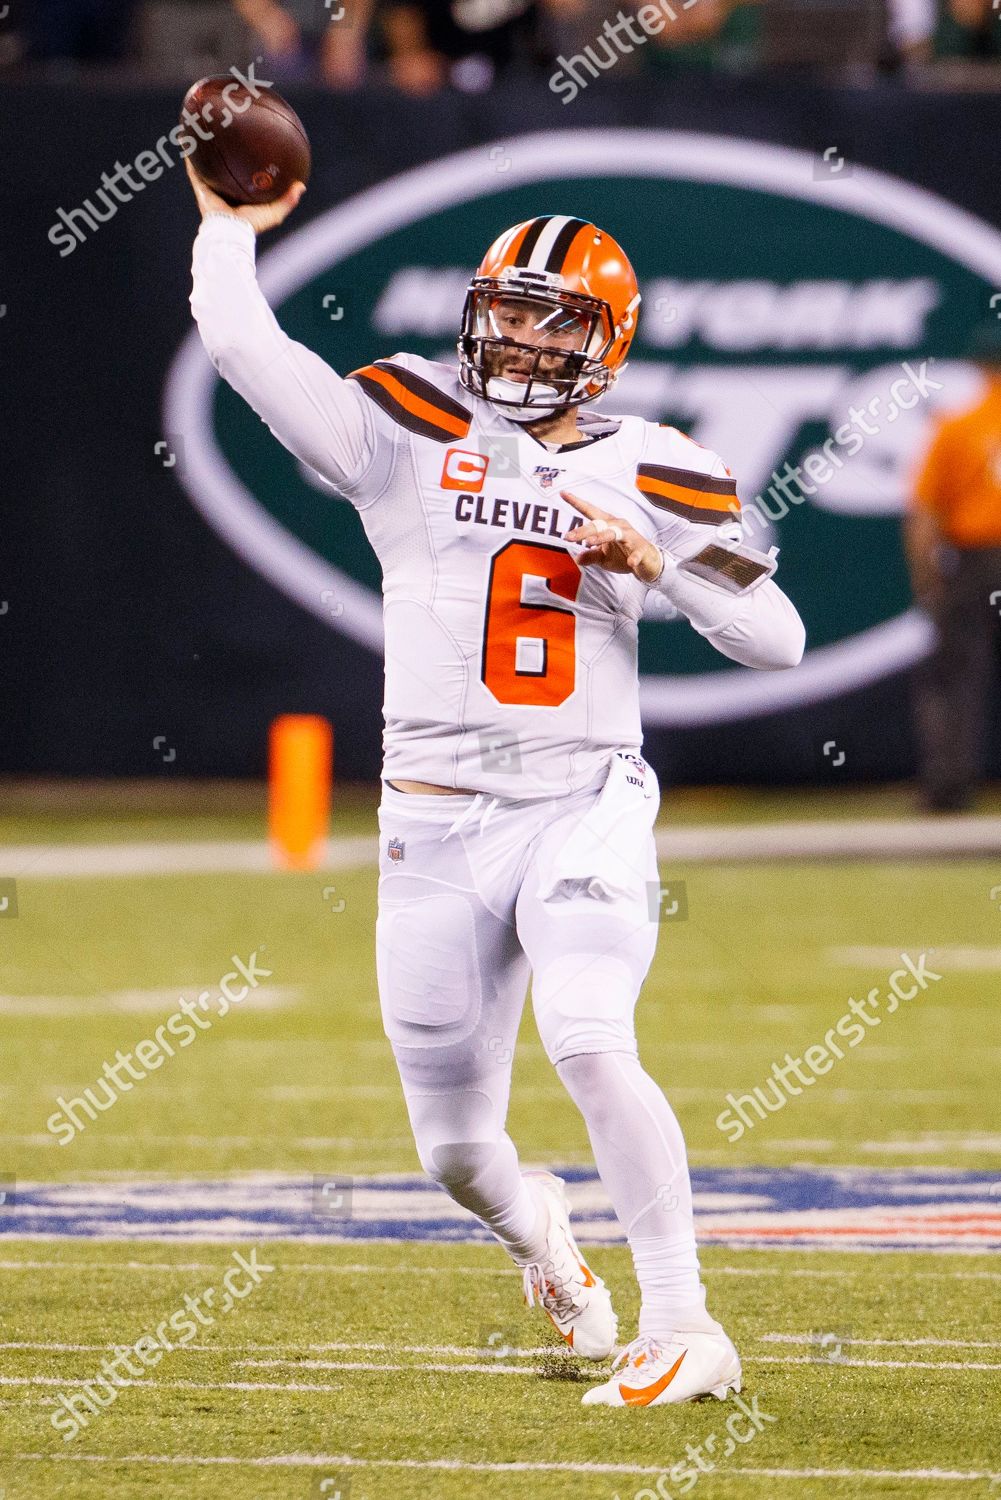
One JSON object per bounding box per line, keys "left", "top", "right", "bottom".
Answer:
{"left": 1, "top": 803, "right": 999, "bottom": 1496}
{"left": 1, "top": 1242, "right": 999, "bottom": 1499}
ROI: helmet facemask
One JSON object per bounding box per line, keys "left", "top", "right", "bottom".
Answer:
{"left": 458, "top": 277, "right": 616, "bottom": 422}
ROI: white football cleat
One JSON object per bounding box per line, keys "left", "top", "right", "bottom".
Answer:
{"left": 582, "top": 1330, "right": 742, "bottom": 1407}
{"left": 520, "top": 1171, "right": 617, "bottom": 1360}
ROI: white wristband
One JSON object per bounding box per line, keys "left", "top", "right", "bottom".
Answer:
{"left": 647, "top": 549, "right": 668, "bottom": 586}
{"left": 646, "top": 548, "right": 681, "bottom": 597}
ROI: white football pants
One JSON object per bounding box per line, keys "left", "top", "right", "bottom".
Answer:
{"left": 375, "top": 753, "right": 715, "bottom": 1334}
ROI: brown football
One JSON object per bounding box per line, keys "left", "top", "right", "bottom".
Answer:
{"left": 181, "top": 75, "right": 311, "bottom": 206}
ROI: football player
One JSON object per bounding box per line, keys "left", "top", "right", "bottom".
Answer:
{"left": 186, "top": 164, "right": 805, "bottom": 1408}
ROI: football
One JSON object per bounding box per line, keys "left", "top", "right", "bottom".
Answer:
{"left": 181, "top": 74, "right": 311, "bottom": 206}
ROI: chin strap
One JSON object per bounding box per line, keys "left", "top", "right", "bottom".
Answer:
{"left": 485, "top": 375, "right": 563, "bottom": 421}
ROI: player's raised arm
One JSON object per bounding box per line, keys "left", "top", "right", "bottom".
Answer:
{"left": 186, "top": 162, "right": 378, "bottom": 498}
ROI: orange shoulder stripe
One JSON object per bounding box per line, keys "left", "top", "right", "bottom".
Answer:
{"left": 355, "top": 365, "right": 468, "bottom": 438}
{"left": 348, "top": 361, "right": 471, "bottom": 443}
{"left": 637, "top": 474, "right": 742, "bottom": 513}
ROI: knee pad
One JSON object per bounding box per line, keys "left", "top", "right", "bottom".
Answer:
{"left": 425, "top": 1140, "right": 496, "bottom": 1190}
{"left": 405, "top": 1087, "right": 501, "bottom": 1180}
{"left": 556, "top": 1052, "right": 621, "bottom": 1122}
{"left": 557, "top": 1052, "right": 651, "bottom": 1145}
{"left": 532, "top": 952, "right": 640, "bottom": 1064}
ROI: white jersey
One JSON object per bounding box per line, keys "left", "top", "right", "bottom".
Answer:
{"left": 191, "top": 215, "right": 804, "bottom": 798}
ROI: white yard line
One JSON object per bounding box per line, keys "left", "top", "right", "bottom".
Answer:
{"left": 255, "top": 1083, "right": 986, "bottom": 1101}
{"left": 5, "top": 1344, "right": 996, "bottom": 1368}
{"left": 0, "top": 988, "right": 298, "bottom": 1016}
{"left": 706, "top": 1266, "right": 1001, "bottom": 1279}
{"left": 12, "top": 1453, "right": 1001, "bottom": 1481}
{"left": 3, "top": 1257, "right": 1001, "bottom": 1279}
{"left": 0, "top": 1340, "right": 551, "bottom": 1357}
{"left": 5, "top": 1337, "right": 1000, "bottom": 1364}
{"left": 761, "top": 1334, "right": 1001, "bottom": 1349}
{"left": 755, "top": 1354, "right": 1001, "bottom": 1371}
{"left": 6, "top": 815, "right": 1001, "bottom": 880}
{"left": 830, "top": 946, "right": 1001, "bottom": 970}
{"left": 0, "top": 838, "right": 377, "bottom": 879}
{"left": 0, "top": 1364, "right": 539, "bottom": 1388}
{"left": 232, "top": 1357, "right": 546, "bottom": 1372}
{"left": 0, "top": 1258, "right": 519, "bottom": 1275}
{"left": 657, "top": 818, "right": 1001, "bottom": 861}
{"left": 239, "top": 1351, "right": 1001, "bottom": 1373}
{"left": 0, "top": 1134, "right": 409, "bottom": 1149}
{"left": 858, "top": 1135, "right": 1001, "bottom": 1154}
{"left": 6, "top": 1350, "right": 1000, "bottom": 1385}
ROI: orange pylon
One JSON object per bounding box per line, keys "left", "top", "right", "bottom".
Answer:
{"left": 268, "top": 714, "right": 333, "bottom": 870}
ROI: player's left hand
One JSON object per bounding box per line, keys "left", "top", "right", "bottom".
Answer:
{"left": 562, "top": 492, "right": 664, "bottom": 583}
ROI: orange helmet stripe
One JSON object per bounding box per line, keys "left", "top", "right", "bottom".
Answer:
{"left": 498, "top": 219, "right": 537, "bottom": 269}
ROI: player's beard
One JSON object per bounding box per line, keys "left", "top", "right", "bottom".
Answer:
{"left": 481, "top": 343, "right": 580, "bottom": 420}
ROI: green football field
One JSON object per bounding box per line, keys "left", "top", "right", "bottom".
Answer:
{"left": 1, "top": 788, "right": 1000, "bottom": 1498}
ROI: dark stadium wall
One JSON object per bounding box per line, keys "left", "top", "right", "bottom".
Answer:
{"left": 3, "top": 75, "right": 1001, "bottom": 783}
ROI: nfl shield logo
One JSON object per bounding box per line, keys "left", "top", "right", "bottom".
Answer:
{"left": 534, "top": 465, "right": 561, "bottom": 489}
{"left": 619, "top": 751, "right": 646, "bottom": 775}
{"left": 387, "top": 837, "right": 405, "bottom": 863}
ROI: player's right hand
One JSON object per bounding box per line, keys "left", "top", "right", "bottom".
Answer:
{"left": 185, "top": 159, "right": 306, "bottom": 236}
{"left": 562, "top": 492, "right": 664, "bottom": 583}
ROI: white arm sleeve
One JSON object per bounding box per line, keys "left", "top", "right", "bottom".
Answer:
{"left": 649, "top": 551, "right": 806, "bottom": 670}
{"left": 189, "top": 214, "right": 382, "bottom": 501}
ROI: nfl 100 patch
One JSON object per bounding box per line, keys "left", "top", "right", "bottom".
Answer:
{"left": 533, "top": 465, "right": 562, "bottom": 489}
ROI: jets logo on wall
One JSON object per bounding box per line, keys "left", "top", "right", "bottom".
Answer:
{"left": 165, "top": 130, "right": 1000, "bottom": 725}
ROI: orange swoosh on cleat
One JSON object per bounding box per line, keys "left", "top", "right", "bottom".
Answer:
{"left": 545, "top": 1310, "right": 574, "bottom": 1347}
{"left": 578, "top": 1260, "right": 595, "bottom": 1288}
{"left": 619, "top": 1351, "right": 686, "bottom": 1406}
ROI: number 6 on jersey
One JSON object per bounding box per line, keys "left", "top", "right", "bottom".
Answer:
{"left": 480, "top": 540, "right": 582, "bottom": 707}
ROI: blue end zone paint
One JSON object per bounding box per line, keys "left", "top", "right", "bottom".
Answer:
{"left": 1, "top": 1168, "right": 999, "bottom": 1249}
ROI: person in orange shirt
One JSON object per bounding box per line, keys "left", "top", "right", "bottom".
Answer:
{"left": 907, "top": 325, "right": 1001, "bottom": 811}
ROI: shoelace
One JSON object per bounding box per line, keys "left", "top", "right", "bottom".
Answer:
{"left": 522, "top": 1260, "right": 584, "bottom": 1322}
{"left": 611, "top": 1334, "right": 664, "bottom": 1374}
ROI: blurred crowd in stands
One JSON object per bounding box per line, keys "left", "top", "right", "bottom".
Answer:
{"left": 4, "top": 0, "right": 1001, "bottom": 86}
